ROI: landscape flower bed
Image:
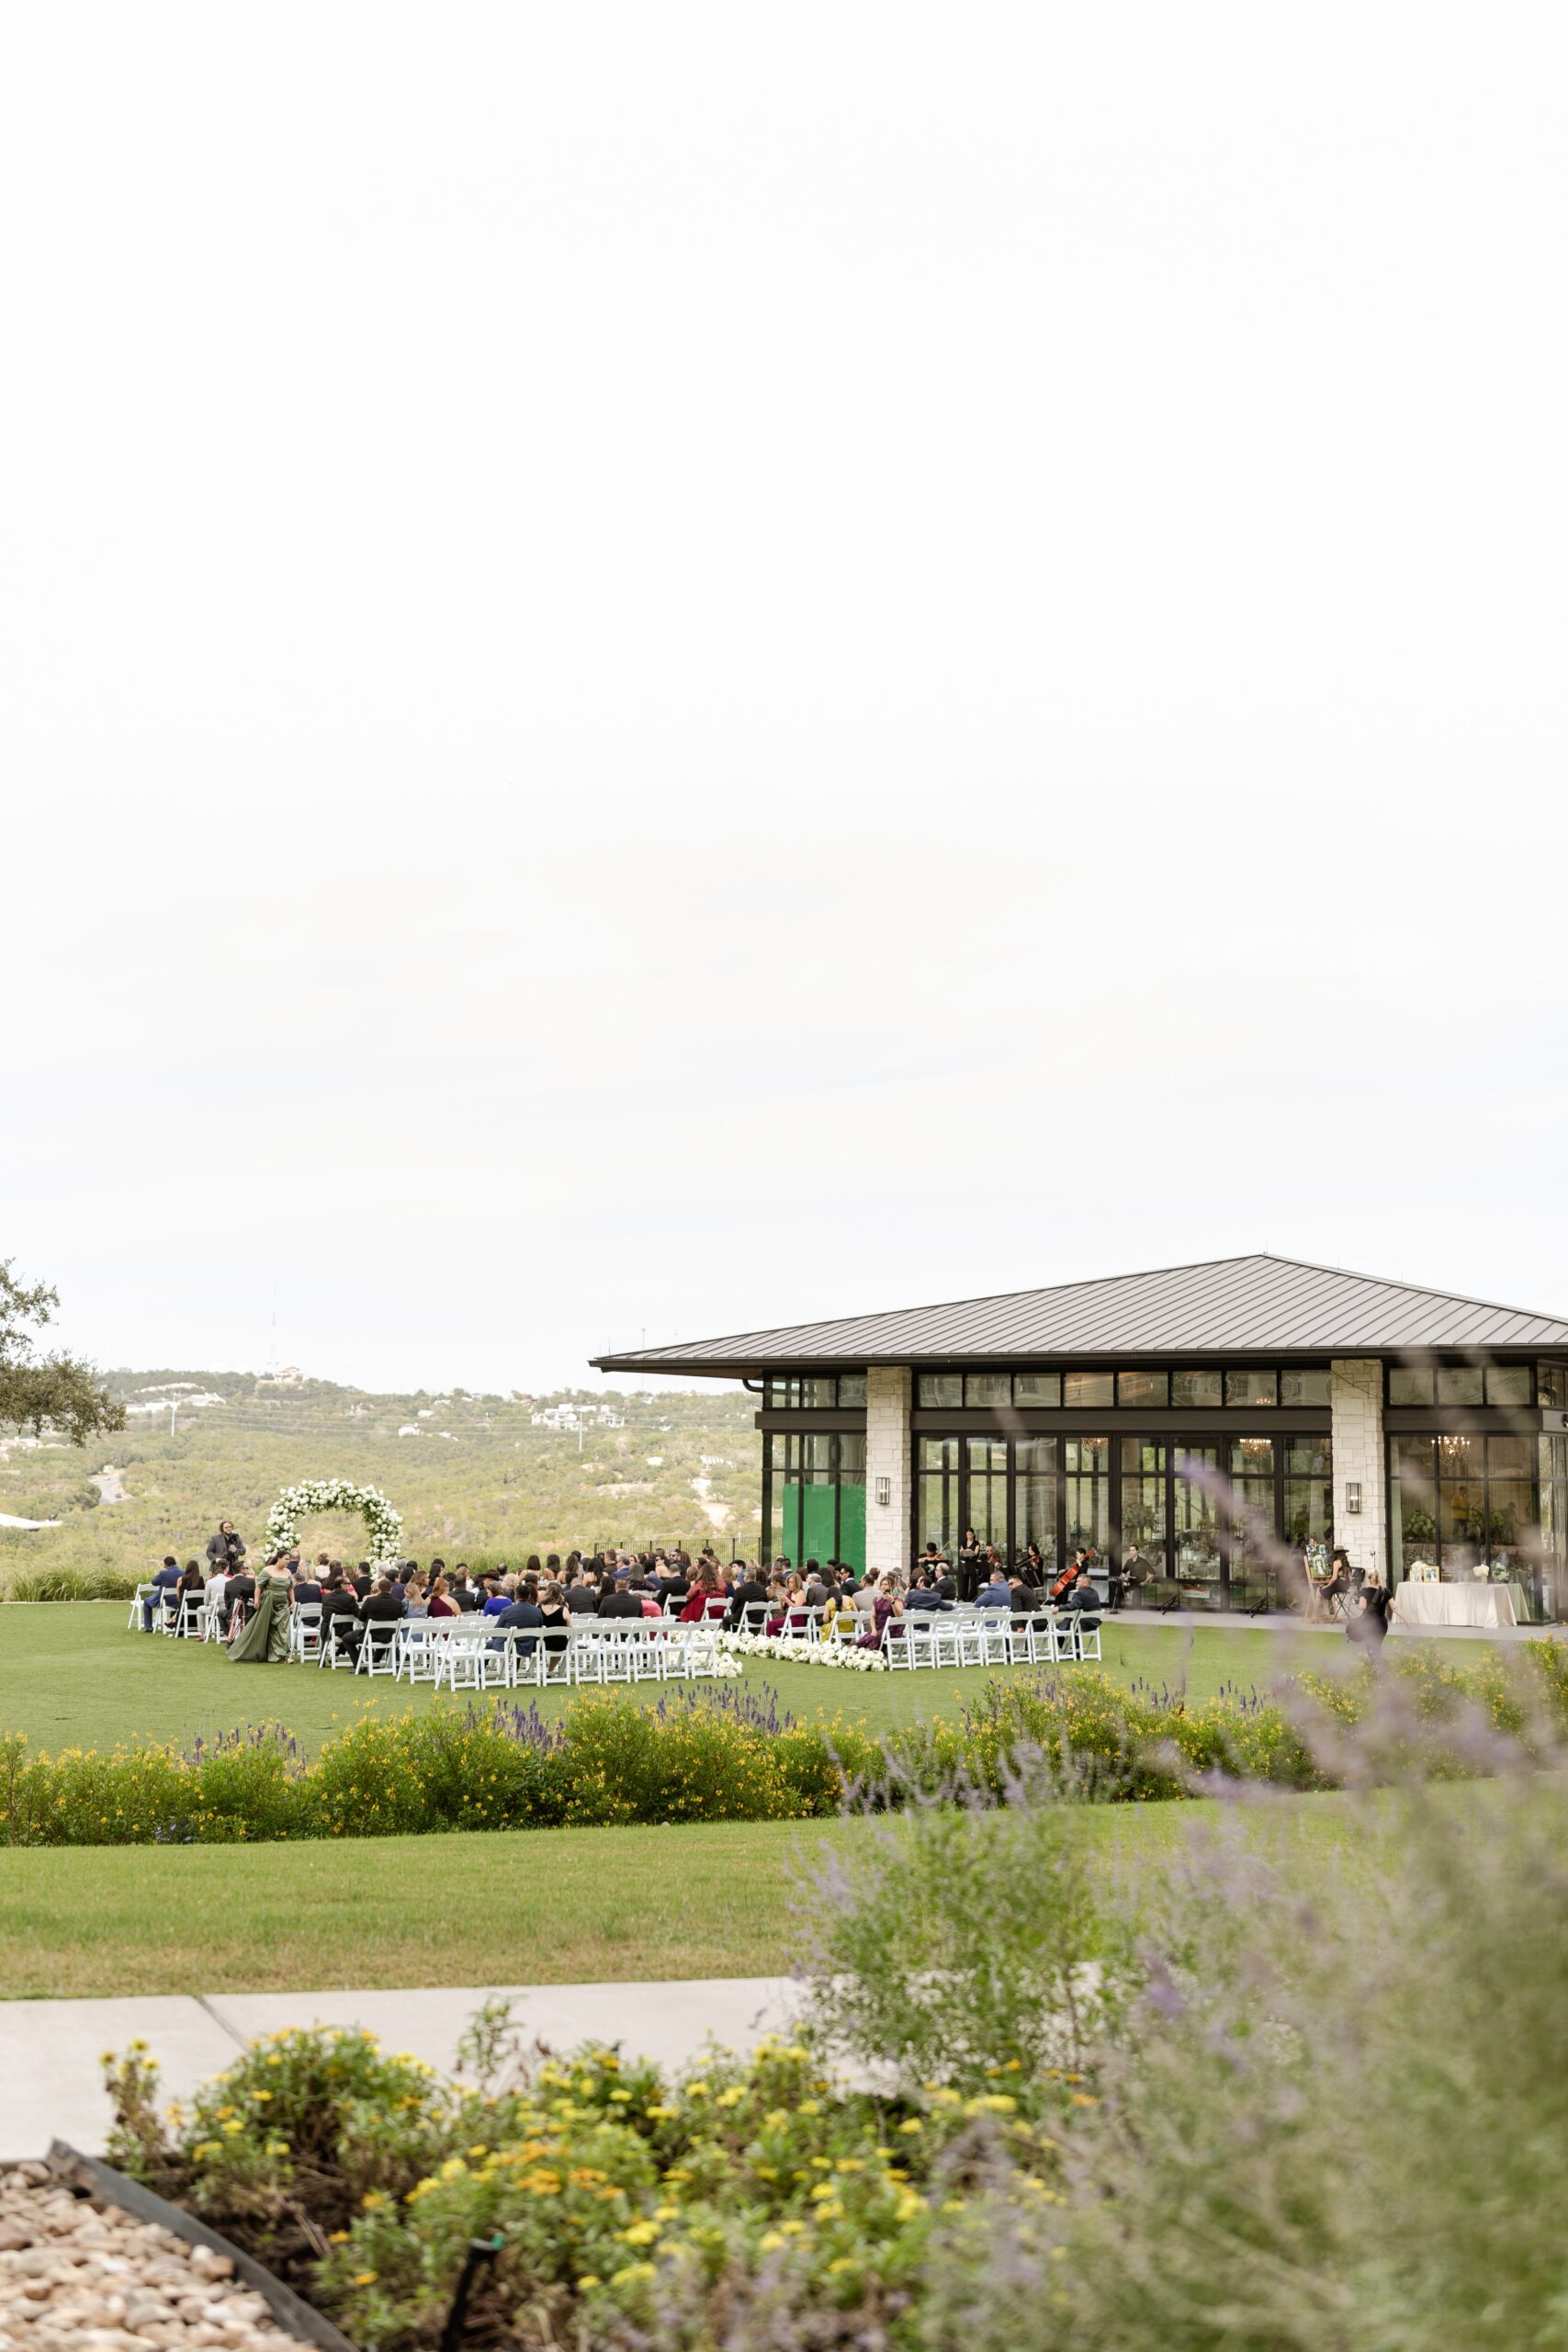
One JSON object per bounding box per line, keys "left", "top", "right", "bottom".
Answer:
{"left": 102, "top": 2023, "right": 1056, "bottom": 2352}
{"left": 4, "top": 1651, "right": 1563, "bottom": 1848}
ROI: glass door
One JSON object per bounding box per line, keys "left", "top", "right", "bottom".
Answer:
{"left": 1173, "top": 1447, "right": 1223, "bottom": 1589}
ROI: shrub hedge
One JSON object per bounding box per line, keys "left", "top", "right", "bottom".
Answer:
{"left": 3, "top": 1648, "right": 1563, "bottom": 1847}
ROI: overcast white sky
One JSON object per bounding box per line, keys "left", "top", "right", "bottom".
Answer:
{"left": 3, "top": 3, "right": 1564, "bottom": 1395}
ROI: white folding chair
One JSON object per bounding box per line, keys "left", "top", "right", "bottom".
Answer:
{"left": 154, "top": 1589, "right": 181, "bottom": 1635}
{"left": 175, "top": 1595, "right": 208, "bottom": 1641}
{"left": 905, "top": 1616, "right": 938, "bottom": 1668}
{"left": 978, "top": 1612, "right": 1014, "bottom": 1668}
{"left": 629, "top": 1626, "right": 663, "bottom": 1682}
{"left": 884, "top": 1618, "right": 914, "bottom": 1669}
{"left": 740, "top": 1602, "right": 771, "bottom": 1634}
{"left": 319, "top": 1617, "right": 357, "bottom": 1670}
{"left": 597, "top": 1627, "right": 637, "bottom": 1684}
{"left": 1074, "top": 1618, "right": 1102, "bottom": 1661}
{"left": 503, "top": 1628, "right": 545, "bottom": 1688}
{"left": 681, "top": 1626, "right": 720, "bottom": 1678}
{"left": 567, "top": 1628, "right": 605, "bottom": 1686}
{"left": 953, "top": 1612, "right": 988, "bottom": 1668}
{"left": 292, "top": 1602, "right": 323, "bottom": 1662}
{"left": 1012, "top": 1611, "right": 1055, "bottom": 1665}
{"left": 128, "top": 1584, "right": 156, "bottom": 1633}
{"left": 355, "top": 1623, "right": 400, "bottom": 1679}
{"left": 541, "top": 1633, "right": 573, "bottom": 1686}
{"left": 393, "top": 1621, "right": 438, "bottom": 1680}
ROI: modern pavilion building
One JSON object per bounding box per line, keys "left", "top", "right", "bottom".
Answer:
{"left": 594, "top": 1254, "right": 1568, "bottom": 1619}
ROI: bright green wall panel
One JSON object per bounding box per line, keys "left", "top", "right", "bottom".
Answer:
{"left": 838, "top": 1483, "right": 866, "bottom": 1574}
{"left": 801, "top": 1485, "right": 836, "bottom": 1564}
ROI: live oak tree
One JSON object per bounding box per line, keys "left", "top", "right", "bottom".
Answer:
{"left": 0, "top": 1261, "right": 125, "bottom": 1446}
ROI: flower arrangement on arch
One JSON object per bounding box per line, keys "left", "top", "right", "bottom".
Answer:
{"left": 263, "top": 1477, "right": 404, "bottom": 1566}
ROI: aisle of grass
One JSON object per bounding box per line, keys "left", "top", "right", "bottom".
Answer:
{"left": 0, "top": 1791, "right": 1373, "bottom": 1999}
{"left": 0, "top": 1601, "right": 1372, "bottom": 1757}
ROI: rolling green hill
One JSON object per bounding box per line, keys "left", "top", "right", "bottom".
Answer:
{"left": 0, "top": 1370, "right": 760, "bottom": 1587}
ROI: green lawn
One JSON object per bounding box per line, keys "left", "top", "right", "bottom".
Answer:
{"left": 0, "top": 1600, "right": 1371, "bottom": 1758}
{"left": 0, "top": 1792, "right": 1374, "bottom": 2000}
{"left": 0, "top": 1604, "right": 1499, "bottom": 2001}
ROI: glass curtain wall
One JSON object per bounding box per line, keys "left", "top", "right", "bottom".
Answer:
{"left": 1120, "top": 1441, "right": 1168, "bottom": 1576}
{"left": 1390, "top": 1434, "right": 1543, "bottom": 1609}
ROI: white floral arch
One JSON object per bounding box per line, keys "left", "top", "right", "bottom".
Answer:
{"left": 263, "top": 1478, "right": 404, "bottom": 1566}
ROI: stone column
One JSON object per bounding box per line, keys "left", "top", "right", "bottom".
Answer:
{"left": 864, "top": 1365, "right": 912, "bottom": 1579}
{"left": 1330, "top": 1358, "right": 1387, "bottom": 1582}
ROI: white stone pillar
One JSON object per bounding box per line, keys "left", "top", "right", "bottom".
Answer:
{"left": 1330, "top": 1358, "right": 1387, "bottom": 1582}
{"left": 864, "top": 1365, "right": 912, "bottom": 1579}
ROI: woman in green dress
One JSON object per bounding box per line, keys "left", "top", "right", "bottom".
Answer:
{"left": 228, "top": 1558, "right": 293, "bottom": 1663}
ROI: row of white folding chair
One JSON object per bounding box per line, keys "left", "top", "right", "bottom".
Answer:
{"left": 291, "top": 1601, "right": 323, "bottom": 1662}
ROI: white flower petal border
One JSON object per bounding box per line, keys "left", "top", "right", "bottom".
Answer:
{"left": 714, "top": 1628, "right": 888, "bottom": 1671}
{"left": 263, "top": 1478, "right": 404, "bottom": 1566}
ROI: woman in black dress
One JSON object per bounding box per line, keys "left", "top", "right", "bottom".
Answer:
{"left": 957, "top": 1527, "right": 984, "bottom": 1605}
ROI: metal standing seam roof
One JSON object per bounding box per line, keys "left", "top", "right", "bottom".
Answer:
{"left": 591, "top": 1254, "right": 1568, "bottom": 1374}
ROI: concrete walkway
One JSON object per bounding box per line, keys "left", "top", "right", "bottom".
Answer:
{"left": 1120, "top": 1605, "right": 1561, "bottom": 1642}
{"left": 0, "top": 1977, "right": 805, "bottom": 2163}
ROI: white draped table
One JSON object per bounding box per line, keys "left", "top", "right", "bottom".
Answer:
{"left": 1390, "top": 1581, "right": 1526, "bottom": 1630}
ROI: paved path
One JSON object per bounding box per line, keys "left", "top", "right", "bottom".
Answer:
{"left": 0, "top": 1978, "right": 804, "bottom": 2163}
{"left": 1120, "top": 1605, "right": 1561, "bottom": 1642}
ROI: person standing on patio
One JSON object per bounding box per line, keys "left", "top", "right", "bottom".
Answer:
{"left": 957, "top": 1527, "right": 984, "bottom": 1603}
{"left": 228, "top": 1557, "right": 292, "bottom": 1662}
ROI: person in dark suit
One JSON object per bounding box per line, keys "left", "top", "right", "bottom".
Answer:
{"left": 349, "top": 1576, "right": 404, "bottom": 1661}
{"left": 1059, "top": 1569, "right": 1102, "bottom": 1631}
{"left": 726, "top": 1567, "right": 770, "bottom": 1629}
{"left": 292, "top": 1564, "right": 323, "bottom": 1604}
{"left": 489, "top": 1587, "right": 545, "bottom": 1656}
{"left": 144, "top": 1555, "right": 183, "bottom": 1629}
{"left": 220, "top": 1563, "right": 256, "bottom": 1632}
{"left": 206, "top": 1521, "right": 246, "bottom": 1576}
{"left": 597, "top": 1573, "right": 645, "bottom": 1621}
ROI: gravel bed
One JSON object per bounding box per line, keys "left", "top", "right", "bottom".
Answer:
{"left": 0, "top": 2164, "right": 307, "bottom": 2351}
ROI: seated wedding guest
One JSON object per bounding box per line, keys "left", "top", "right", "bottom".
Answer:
{"left": 524, "top": 1553, "right": 544, "bottom": 1584}
{"left": 858, "top": 1574, "right": 902, "bottom": 1649}
{"left": 598, "top": 1572, "right": 646, "bottom": 1621}
{"left": 767, "top": 1571, "right": 807, "bottom": 1635}
{"left": 1009, "top": 1570, "right": 1043, "bottom": 1617}
{"left": 451, "top": 1565, "right": 482, "bottom": 1611}
{"left": 319, "top": 1573, "right": 360, "bottom": 1649}
{"left": 426, "top": 1572, "right": 460, "bottom": 1619}
{"left": 681, "top": 1563, "right": 727, "bottom": 1623}
{"left": 852, "top": 1577, "right": 879, "bottom": 1621}
{"left": 292, "top": 1560, "right": 323, "bottom": 1604}
{"left": 221, "top": 1560, "right": 257, "bottom": 1631}
{"left": 537, "top": 1578, "right": 572, "bottom": 1656}
{"left": 489, "top": 1580, "right": 545, "bottom": 1655}
{"left": 351, "top": 1561, "right": 374, "bottom": 1599}
{"left": 145, "top": 1555, "right": 183, "bottom": 1628}
{"left": 726, "top": 1563, "right": 770, "bottom": 1628}
{"left": 402, "top": 1571, "right": 430, "bottom": 1618}
{"left": 480, "top": 1576, "right": 512, "bottom": 1617}
{"left": 1059, "top": 1567, "right": 1102, "bottom": 1631}
{"left": 172, "top": 1559, "right": 206, "bottom": 1633}
{"left": 351, "top": 1574, "right": 405, "bottom": 1657}
{"left": 904, "top": 1570, "right": 946, "bottom": 1612}
{"left": 804, "top": 1562, "right": 832, "bottom": 1611}
{"left": 565, "top": 1565, "right": 600, "bottom": 1614}
{"left": 976, "top": 1566, "right": 1014, "bottom": 1611}
{"left": 205, "top": 1559, "right": 231, "bottom": 1625}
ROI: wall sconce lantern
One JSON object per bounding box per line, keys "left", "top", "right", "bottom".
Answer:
{"left": 874, "top": 1476, "right": 891, "bottom": 1509}
{"left": 1345, "top": 1482, "right": 1362, "bottom": 1514}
